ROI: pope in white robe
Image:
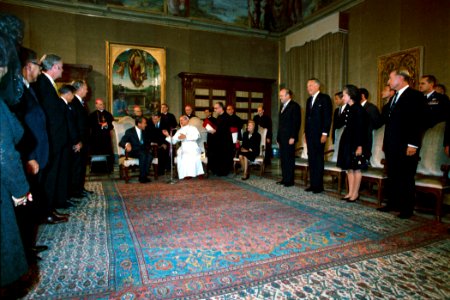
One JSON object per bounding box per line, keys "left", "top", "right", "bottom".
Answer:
{"left": 163, "top": 115, "right": 205, "bottom": 179}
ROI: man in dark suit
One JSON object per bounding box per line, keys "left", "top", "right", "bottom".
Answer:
{"left": 276, "top": 88, "right": 301, "bottom": 187}
{"left": 32, "top": 54, "right": 70, "bottom": 223}
{"left": 160, "top": 103, "right": 177, "bottom": 130}
{"left": 360, "top": 88, "right": 383, "bottom": 159}
{"left": 253, "top": 104, "right": 273, "bottom": 165}
{"left": 70, "top": 80, "right": 92, "bottom": 198}
{"left": 304, "top": 78, "right": 332, "bottom": 193}
{"left": 14, "top": 47, "right": 50, "bottom": 262}
{"left": 331, "top": 91, "right": 349, "bottom": 144}
{"left": 119, "top": 116, "right": 153, "bottom": 183}
{"left": 148, "top": 113, "right": 170, "bottom": 175}
{"left": 378, "top": 69, "right": 424, "bottom": 219}
{"left": 419, "top": 75, "right": 450, "bottom": 129}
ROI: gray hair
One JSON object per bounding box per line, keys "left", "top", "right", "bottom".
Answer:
{"left": 41, "top": 54, "right": 61, "bottom": 71}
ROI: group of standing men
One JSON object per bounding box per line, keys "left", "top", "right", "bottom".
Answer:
{"left": 277, "top": 71, "right": 449, "bottom": 219}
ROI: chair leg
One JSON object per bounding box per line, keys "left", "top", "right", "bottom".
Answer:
{"left": 377, "top": 180, "right": 383, "bottom": 206}
{"left": 436, "top": 191, "right": 443, "bottom": 222}
{"left": 124, "top": 166, "right": 130, "bottom": 183}
{"left": 153, "top": 164, "right": 158, "bottom": 180}
{"left": 260, "top": 163, "right": 265, "bottom": 177}
{"left": 337, "top": 172, "right": 342, "bottom": 194}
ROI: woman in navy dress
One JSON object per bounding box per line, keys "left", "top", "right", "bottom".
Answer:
{"left": 239, "top": 120, "right": 261, "bottom": 180}
{"left": 337, "top": 84, "right": 368, "bottom": 202}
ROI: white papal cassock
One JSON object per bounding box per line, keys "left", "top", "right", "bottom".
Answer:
{"left": 166, "top": 124, "right": 205, "bottom": 179}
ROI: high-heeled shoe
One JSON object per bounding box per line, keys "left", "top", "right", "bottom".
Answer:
{"left": 346, "top": 195, "right": 359, "bottom": 203}
{"left": 241, "top": 173, "right": 250, "bottom": 180}
{"left": 340, "top": 196, "right": 351, "bottom": 200}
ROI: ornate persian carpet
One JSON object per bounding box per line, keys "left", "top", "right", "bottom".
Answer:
{"left": 25, "top": 178, "right": 450, "bottom": 299}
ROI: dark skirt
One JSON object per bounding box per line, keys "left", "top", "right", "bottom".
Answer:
{"left": 337, "top": 142, "right": 368, "bottom": 171}
{"left": 239, "top": 150, "right": 258, "bottom": 162}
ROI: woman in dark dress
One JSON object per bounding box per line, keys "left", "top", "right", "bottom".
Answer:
{"left": 337, "top": 84, "right": 368, "bottom": 202}
{"left": 239, "top": 120, "right": 261, "bottom": 180}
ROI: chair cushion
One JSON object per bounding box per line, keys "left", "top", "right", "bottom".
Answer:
{"left": 415, "top": 177, "right": 447, "bottom": 189}
{"left": 91, "top": 155, "right": 108, "bottom": 162}
{"left": 362, "top": 168, "right": 387, "bottom": 179}
{"left": 119, "top": 156, "right": 139, "bottom": 167}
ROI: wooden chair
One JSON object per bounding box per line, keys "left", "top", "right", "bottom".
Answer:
{"left": 323, "top": 127, "right": 344, "bottom": 193}
{"left": 112, "top": 118, "right": 159, "bottom": 183}
{"left": 361, "top": 125, "right": 387, "bottom": 206}
{"left": 414, "top": 122, "right": 450, "bottom": 221}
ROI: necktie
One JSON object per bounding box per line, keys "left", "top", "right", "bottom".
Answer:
{"left": 389, "top": 93, "right": 398, "bottom": 117}
{"left": 53, "top": 82, "right": 60, "bottom": 96}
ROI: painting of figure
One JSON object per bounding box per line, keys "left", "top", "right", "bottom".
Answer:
{"left": 107, "top": 43, "right": 166, "bottom": 119}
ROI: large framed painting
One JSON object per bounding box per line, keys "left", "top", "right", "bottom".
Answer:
{"left": 377, "top": 47, "right": 423, "bottom": 108}
{"left": 106, "top": 42, "right": 166, "bottom": 119}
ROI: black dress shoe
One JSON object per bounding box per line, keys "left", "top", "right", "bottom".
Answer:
{"left": 305, "top": 187, "right": 314, "bottom": 192}
{"left": 398, "top": 212, "right": 413, "bottom": 219}
{"left": 276, "top": 180, "right": 285, "bottom": 185}
{"left": 284, "top": 182, "right": 295, "bottom": 187}
{"left": 312, "top": 188, "right": 324, "bottom": 194}
{"left": 31, "top": 245, "right": 48, "bottom": 253}
{"left": 53, "top": 210, "right": 70, "bottom": 218}
{"left": 45, "top": 215, "right": 68, "bottom": 224}
{"left": 377, "top": 206, "right": 393, "bottom": 212}
{"left": 139, "top": 177, "right": 151, "bottom": 183}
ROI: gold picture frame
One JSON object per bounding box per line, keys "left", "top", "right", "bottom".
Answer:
{"left": 377, "top": 46, "right": 423, "bottom": 108}
{"left": 106, "top": 42, "right": 166, "bottom": 119}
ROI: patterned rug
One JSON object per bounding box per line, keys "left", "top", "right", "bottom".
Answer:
{"left": 24, "top": 177, "right": 450, "bottom": 299}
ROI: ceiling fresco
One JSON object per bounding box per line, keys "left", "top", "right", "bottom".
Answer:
{"left": 66, "top": 0, "right": 341, "bottom": 32}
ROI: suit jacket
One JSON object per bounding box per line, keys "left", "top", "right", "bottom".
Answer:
{"left": 32, "top": 73, "right": 69, "bottom": 155}
{"left": 363, "top": 101, "right": 383, "bottom": 155}
{"left": 65, "top": 100, "right": 80, "bottom": 146}
{"left": 277, "top": 100, "right": 301, "bottom": 144}
{"left": 119, "top": 126, "right": 149, "bottom": 153}
{"left": 161, "top": 112, "right": 178, "bottom": 130}
{"left": 424, "top": 91, "right": 450, "bottom": 129}
{"left": 305, "top": 93, "right": 332, "bottom": 144}
{"left": 15, "top": 84, "right": 49, "bottom": 169}
{"left": 383, "top": 87, "right": 424, "bottom": 157}
{"left": 332, "top": 104, "right": 349, "bottom": 143}
{"left": 70, "top": 96, "right": 90, "bottom": 145}
{"left": 242, "top": 131, "right": 261, "bottom": 155}
{"left": 147, "top": 122, "right": 168, "bottom": 146}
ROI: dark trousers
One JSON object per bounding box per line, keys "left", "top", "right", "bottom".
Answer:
{"left": 130, "top": 149, "right": 152, "bottom": 179}
{"left": 71, "top": 146, "right": 88, "bottom": 195}
{"left": 306, "top": 138, "right": 325, "bottom": 189}
{"left": 15, "top": 171, "right": 44, "bottom": 263}
{"left": 279, "top": 140, "right": 295, "bottom": 183}
{"left": 385, "top": 151, "right": 419, "bottom": 214}
{"left": 43, "top": 146, "right": 70, "bottom": 212}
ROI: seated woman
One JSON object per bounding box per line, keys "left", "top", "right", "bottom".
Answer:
{"left": 239, "top": 120, "right": 261, "bottom": 180}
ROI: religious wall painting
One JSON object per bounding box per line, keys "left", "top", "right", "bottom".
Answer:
{"left": 107, "top": 42, "right": 166, "bottom": 119}
{"left": 377, "top": 47, "right": 423, "bottom": 108}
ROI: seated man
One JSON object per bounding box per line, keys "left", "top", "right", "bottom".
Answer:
{"left": 119, "top": 116, "right": 153, "bottom": 183}
{"left": 163, "top": 115, "right": 204, "bottom": 180}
